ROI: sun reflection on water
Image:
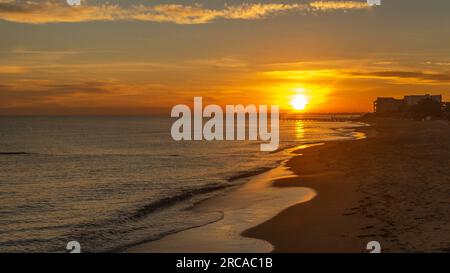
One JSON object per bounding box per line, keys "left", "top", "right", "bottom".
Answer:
{"left": 295, "top": 120, "right": 305, "bottom": 140}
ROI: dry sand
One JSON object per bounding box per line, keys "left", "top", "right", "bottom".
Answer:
{"left": 244, "top": 117, "right": 450, "bottom": 253}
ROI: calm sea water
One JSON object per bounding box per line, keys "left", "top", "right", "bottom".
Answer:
{"left": 0, "top": 115, "right": 365, "bottom": 252}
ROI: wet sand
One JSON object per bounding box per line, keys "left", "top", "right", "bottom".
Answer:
{"left": 126, "top": 145, "right": 318, "bottom": 253}
{"left": 244, "top": 117, "right": 450, "bottom": 253}
{"left": 127, "top": 117, "right": 450, "bottom": 253}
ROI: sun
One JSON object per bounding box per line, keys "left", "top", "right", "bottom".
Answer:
{"left": 290, "top": 94, "right": 309, "bottom": 111}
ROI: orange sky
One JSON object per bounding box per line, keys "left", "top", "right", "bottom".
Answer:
{"left": 0, "top": 0, "right": 449, "bottom": 115}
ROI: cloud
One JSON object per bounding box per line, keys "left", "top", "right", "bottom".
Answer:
{"left": 11, "top": 47, "right": 81, "bottom": 55}
{"left": 309, "top": 1, "right": 369, "bottom": 10}
{"left": 0, "top": 65, "right": 27, "bottom": 74}
{"left": 0, "top": 80, "right": 108, "bottom": 108}
{"left": 0, "top": 80, "right": 114, "bottom": 95}
{"left": 0, "top": 1, "right": 123, "bottom": 24}
{"left": 350, "top": 71, "right": 450, "bottom": 83}
{"left": 0, "top": 1, "right": 371, "bottom": 24}
{"left": 41, "top": 81, "right": 114, "bottom": 94}
{"left": 0, "top": 78, "right": 181, "bottom": 112}
{"left": 0, "top": 61, "right": 182, "bottom": 75}
{"left": 0, "top": 57, "right": 251, "bottom": 76}
{"left": 190, "top": 57, "right": 249, "bottom": 68}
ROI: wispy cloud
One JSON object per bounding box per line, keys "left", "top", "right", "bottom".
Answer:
{"left": 11, "top": 47, "right": 80, "bottom": 55}
{"left": 350, "top": 71, "right": 450, "bottom": 83}
{"left": 190, "top": 57, "right": 249, "bottom": 68}
{"left": 0, "top": 65, "right": 27, "bottom": 74}
{"left": 0, "top": 58, "right": 251, "bottom": 75}
{"left": 309, "top": 1, "right": 369, "bottom": 11}
{"left": 0, "top": 1, "right": 372, "bottom": 24}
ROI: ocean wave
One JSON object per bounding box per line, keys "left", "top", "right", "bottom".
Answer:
{"left": 227, "top": 166, "right": 276, "bottom": 182}
{"left": 129, "top": 183, "right": 235, "bottom": 220}
{"left": 0, "top": 152, "right": 34, "bottom": 155}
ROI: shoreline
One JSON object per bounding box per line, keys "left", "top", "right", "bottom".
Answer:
{"left": 242, "top": 123, "right": 377, "bottom": 253}
{"left": 242, "top": 143, "right": 370, "bottom": 252}
{"left": 125, "top": 144, "right": 319, "bottom": 253}
{"left": 124, "top": 121, "right": 368, "bottom": 253}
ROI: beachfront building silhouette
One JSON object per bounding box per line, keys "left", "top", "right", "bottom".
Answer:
{"left": 373, "top": 97, "right": 404, "bottom": 114}
{"left": 374, "top": 94, "right": 443, "bottom": 114}
{"left": 404, "top": 95, "right": 442, "bottom": 106}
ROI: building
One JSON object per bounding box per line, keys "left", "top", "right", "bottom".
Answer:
{"left": 373, "top": 97, "right": 404, "bottom": 114}
{"left": 404, "top": 94, "right": 442, "bottom": 106}
{"left": 374, "top": 94, "right": 443, "bottom": 114}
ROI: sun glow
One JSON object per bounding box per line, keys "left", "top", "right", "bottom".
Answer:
{"left": 290, "top": 94, "right": 309, "bottom": 111}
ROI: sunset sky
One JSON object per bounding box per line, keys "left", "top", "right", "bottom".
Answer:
{"left": 0, "top": 0, "right": 449, "bottom": 115}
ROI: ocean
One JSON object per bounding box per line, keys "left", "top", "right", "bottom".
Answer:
{"left": 0, "top": 115, "right": 366, "bottom": 252}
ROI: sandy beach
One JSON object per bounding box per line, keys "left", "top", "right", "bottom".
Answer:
{"left": 127, "top": 117, "right": 450, "bottom": 253}
{"left": 245, "top": 117, "right": 450, "bottom": 253}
